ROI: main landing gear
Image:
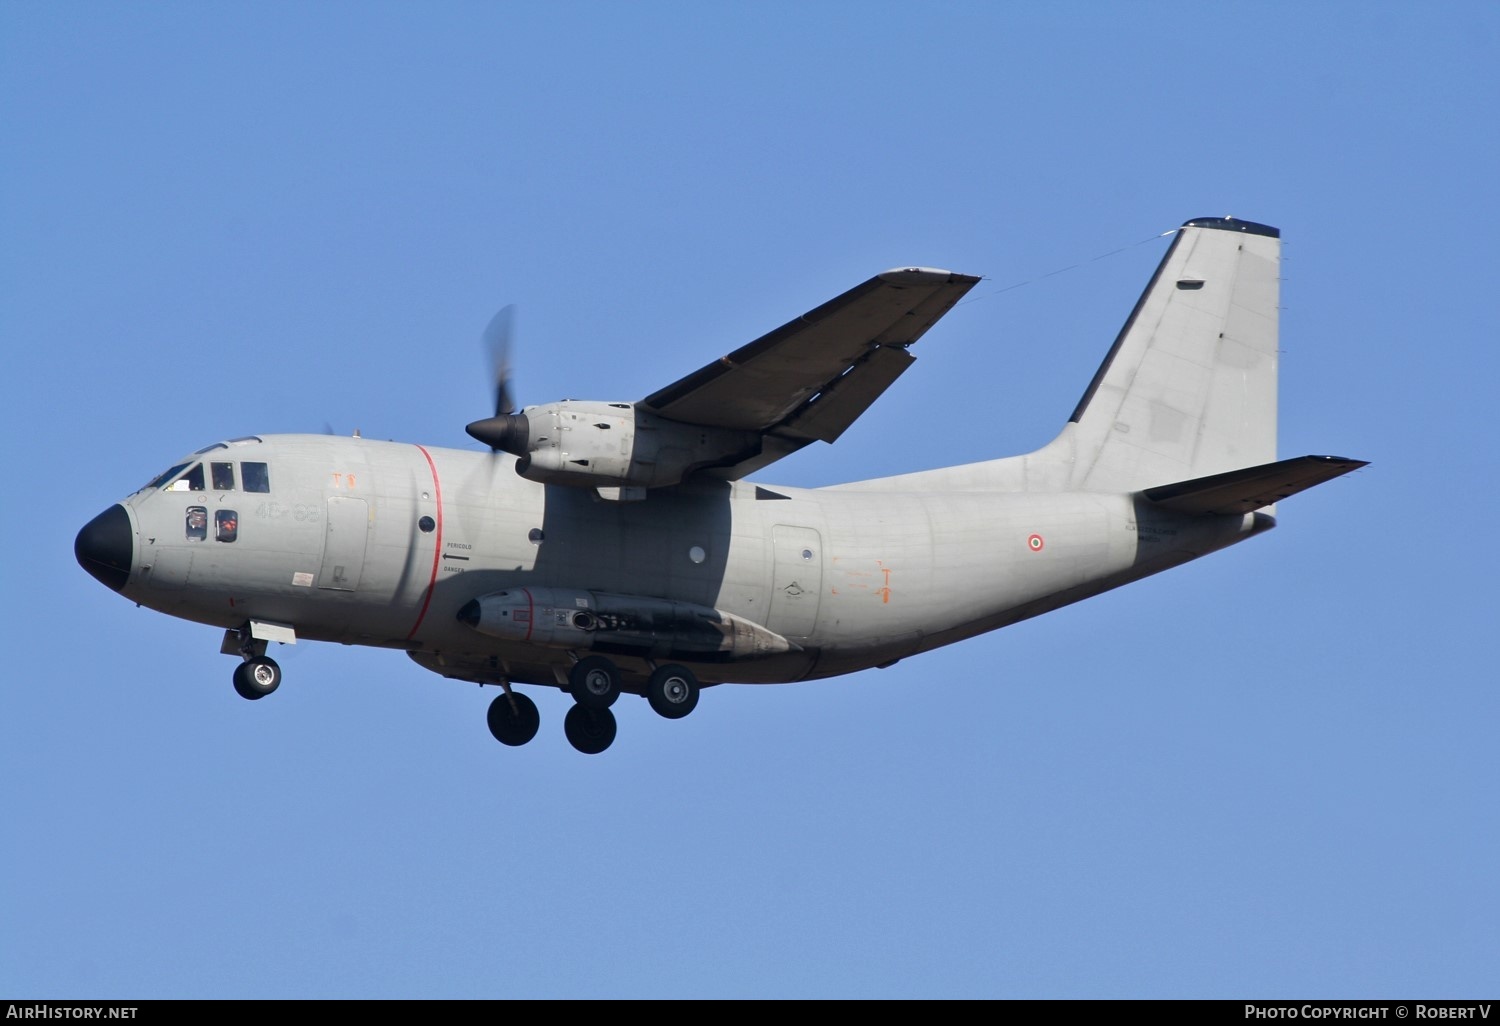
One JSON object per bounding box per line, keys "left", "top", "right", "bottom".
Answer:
{"left": 484, "top": 655, "right": 703, "bottom": 754}
{"left": 487, "top": 687, "right": 540, "bottom": 746}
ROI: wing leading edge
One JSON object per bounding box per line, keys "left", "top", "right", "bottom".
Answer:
{"left": 643, "top": 267, "right": 980, "bottom": 480}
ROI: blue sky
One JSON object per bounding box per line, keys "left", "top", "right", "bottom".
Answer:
{"left": 4, "top": 1, "right": 1497, "bottom": 999}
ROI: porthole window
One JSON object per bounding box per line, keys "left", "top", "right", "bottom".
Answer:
{"left": 185, "top": 506, "right": 208, "bottom": 541}
{"left": 529, "top": 528, "right": 545, "bottom": 544}
{"left": 418, "top": 516, "right": 436, "bottom": 533}
{"left": 688, "top": 545, "right": 706, "bottom": 564}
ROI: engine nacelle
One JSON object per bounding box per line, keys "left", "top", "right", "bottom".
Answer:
{"left": 467, "top": 401, "right": 755, "bottom": 490}
{"left": 456, "top": 587, "right": 795, "bottom": 661}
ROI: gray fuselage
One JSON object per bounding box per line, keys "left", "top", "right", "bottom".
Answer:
{"left": 106, "top": 432, "right": 1264, "bottom": 692}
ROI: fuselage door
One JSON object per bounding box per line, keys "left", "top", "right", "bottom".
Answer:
{"left": 319, "top": 496, "right": 369, "bottom": 592}
{"left": 769, "top": 525, "right": 823, "bottom": 640}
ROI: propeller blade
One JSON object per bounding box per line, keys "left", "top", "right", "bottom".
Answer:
{"left": 483, "top": 304, "right": 517, "bottom": 418}
{"left": 467, "top": 304, "right": 530, "bottom": 455}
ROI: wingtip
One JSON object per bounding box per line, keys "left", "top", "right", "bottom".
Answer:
{"left": 878, "top": 267, "right": 976, "bottom": 285}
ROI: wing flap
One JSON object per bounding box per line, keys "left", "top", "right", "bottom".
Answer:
{"left": 784, "top": 343, "right": 916, "bottom": 445}
{"left": 710, "top": 344, "right": 917, "bottom": 479}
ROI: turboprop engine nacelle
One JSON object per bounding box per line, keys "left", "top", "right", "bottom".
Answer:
{"left": 465, "top": 401, "right": 756, "bottom": 490}
{"left": 456, "top": 588, "right": 795, "bottom": 661}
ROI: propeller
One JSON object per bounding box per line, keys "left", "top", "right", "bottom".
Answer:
{"left": 485, "top": 304, "right": 516, "bottom": 419}
{"left": 465, "top": 304, "right": 531, "bottom": 455}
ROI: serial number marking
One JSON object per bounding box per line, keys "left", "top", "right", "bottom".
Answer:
{"left": 254, "top": 502, "right": 321, "bottom": 523}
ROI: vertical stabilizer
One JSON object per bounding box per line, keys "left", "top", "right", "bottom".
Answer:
{"left": 1060, "top": 216, "right": 1280, "bottom": 493}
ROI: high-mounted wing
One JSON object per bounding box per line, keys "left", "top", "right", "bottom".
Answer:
{"left": 465, "top": 267, "right": 980, "bottom": 496}
{"left": 643, "top": 267, "right": 980, "bottom": 479}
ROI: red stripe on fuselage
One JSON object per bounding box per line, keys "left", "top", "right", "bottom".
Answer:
{"left": 406, "top": 445, "right": 443, "bottom": 640}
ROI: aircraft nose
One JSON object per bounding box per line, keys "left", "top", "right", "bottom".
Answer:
{"left": 75, "top": 504, "right": 134, "bottom": 593}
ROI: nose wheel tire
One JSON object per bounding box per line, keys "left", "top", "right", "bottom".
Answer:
{"left": 569, "top": 655, "right": 621, "bottom": 710}
{"left": 646, "top": 663, "right": 699, "bottom": 719}
{"left": 232, "top": 657, "right": 281, "bottom": 701}
{"left": 563, "top": 704, "right": 617, "bottom": 755}
{"left": 487, "top": 691, "right": 540, "bottom": 747}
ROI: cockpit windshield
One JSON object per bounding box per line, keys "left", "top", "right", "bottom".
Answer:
{"left": 164, "top": 463, "right": 206, "bottom": 491}
{"left": 143, "top": 458, "right": 270, "bottom": 494}
{"left": 144, "top": 462, "right": 191, "bottom": 491}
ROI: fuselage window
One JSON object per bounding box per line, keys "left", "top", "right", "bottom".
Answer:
{"left": 168, "top": 464, "right": 206, "bottom": 492}
{"left": 242, "top": 462, "right": 270, "bottom": 493}
{"left": 186, "top": 506, "right": 208, "bottom": 541}
{"left": 211, "top": 462, "right": 235, "bottom": 491}
{"left": 216, "top": 510, "right": 239, "bottom": 543}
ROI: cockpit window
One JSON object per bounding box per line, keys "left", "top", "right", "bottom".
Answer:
{"left": 145, "top": 462, "right": 190, "bottom": 490}
{"left": 242, "top": 462, "right": 270, "bottom": 493}
{"left": 211, "top": 462, "right": 235, "bottom": 490}
{"left": 166, "top": 463, "right": 206, "bottom": 491}
{"left": 216, "top": 509, "right": 239, "bottom": 542}
{"left": 186, "top": 506, "right": 208, "bottom": 541}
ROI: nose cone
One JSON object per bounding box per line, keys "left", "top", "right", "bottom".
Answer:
{"left": 75, "top": 504, "right": 134, "bottom": 593}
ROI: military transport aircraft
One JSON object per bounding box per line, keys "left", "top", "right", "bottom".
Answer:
{"left": 75, "top": 216, "right": 1365, "bottom": 755}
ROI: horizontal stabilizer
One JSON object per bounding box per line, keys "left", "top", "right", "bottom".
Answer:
{"left": 1141, "top": 455, "right": 1368, "bottom": 515}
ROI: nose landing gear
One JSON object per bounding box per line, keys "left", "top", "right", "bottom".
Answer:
{"left": 232, "top": 657, "right": 282, "bottom": 700}
{"left": 226, "top": 625, "right": 282, "bottom": 701}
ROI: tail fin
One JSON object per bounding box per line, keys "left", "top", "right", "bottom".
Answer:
{"left": 1054, "top": 216, "right": 1281, "bottom": 493}
{"left": 840, "top": 217, "right": 1350, "bottom": 501}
